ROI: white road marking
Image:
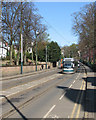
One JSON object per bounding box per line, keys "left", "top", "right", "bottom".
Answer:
{"left": 48, "top": 114, "right": 59, "bottom": 118}
{"left": 69, "top": 84, "right": 72, "bottom": 88}
{"left": 68, "top": 115, "right": 70, "bottom": 118}
{"left": 73, "top": 80, "right": 75, "bottom": 84}
{"left": 43, "top": 105, "right": 56, "bottom": 118}
{"left": 59, "top": 94, "right": 64, "bottom": 100}
{"left": 76, "top": 73, "right": 80, "bottom": 80}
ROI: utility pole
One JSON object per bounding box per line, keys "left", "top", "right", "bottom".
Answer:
{"left": 93, "top": 1, "right": 96, "bottom": 71}
{"left": 36, "top": 31, "right": 39, "bottom": 71}
{"left": 93, "top": 2, "right": 96, "bottom": 65}
{"left": 0, "top": 0, "right": 2, "bottom": 68}
{"left": 31, "top": 42, "right": 34, "bottom": 62}
{"left": 36, "top": 39, "right": 37, "bottom": 71}
{"left": 21, "top": 34, "right": 23, "bottom": 74}
{"left": 46, "top": 45, "right": 47, "bottom": 69}
{"left": 0, "top": 1, "right": 3, "bottom": 58}
{"left": 21, "top": 2, "right": 23, "bottom": 74}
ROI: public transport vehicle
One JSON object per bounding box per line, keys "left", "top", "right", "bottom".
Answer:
{"left": 62, "top": 58, "right": 75, "bottom": 73}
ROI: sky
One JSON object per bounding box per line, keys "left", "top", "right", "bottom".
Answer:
{"left": 34, "top": 2, "right": 92, "bottom": 47}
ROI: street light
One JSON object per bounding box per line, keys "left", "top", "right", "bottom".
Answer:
{"left": 36, "top": 31, "right": 39, "bottom": 71}
{"left": 21, "top": 34, "right": 23, "bottom": 74}
{"left": 61, "top": 49, "right": 64, "bottom": 58}
{"left": 31, "top": 42, "right": 34, "bottom": 62}
{"left": 21, "top": 2, "right": 23, "bottom": 74}
{"left": 46, "top": 45, "right": 47, "bottom": 69}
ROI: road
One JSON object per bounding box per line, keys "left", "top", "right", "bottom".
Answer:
{"left": 0, "top": 65, "right": 92, "bottom": 119}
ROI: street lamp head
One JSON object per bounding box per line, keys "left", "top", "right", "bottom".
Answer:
{"left": 31, "top": 42, "right": 34, "bottom": 46}
{"left": 36, "top": 31, "right": 39, "bottom": 35}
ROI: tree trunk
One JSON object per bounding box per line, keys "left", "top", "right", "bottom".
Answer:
{"left": 16, "top": 52, "right": 19, "bottom": 65}
{"left": 24, "top": 52, "right": 26, "bottom": 65}
{"left": 32, "top": 47, "right": 33, "bottom": 62}
{"left": 24, "top": 45, "right": 27, "bottom": 65}
{"left": 16, "top": 48, "right": 20, "bottom": 65}
{"left": 10, "top": 44, "right": 12, "bottom": 65}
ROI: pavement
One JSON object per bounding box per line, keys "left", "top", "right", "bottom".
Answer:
{"left": 84, "top": 70, "right": 96, "bottom": 119}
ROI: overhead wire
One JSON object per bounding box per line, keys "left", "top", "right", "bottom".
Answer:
{"left": 36, "top": 10, "right": 68, "bottom": 44}
{"left": 43, "top": 18, "right": 68, "bottom": 42}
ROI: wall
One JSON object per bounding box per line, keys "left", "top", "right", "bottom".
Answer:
{"left": 1, "top": 63, "right": 53, "bottom": 77}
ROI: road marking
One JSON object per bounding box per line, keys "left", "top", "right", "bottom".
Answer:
{"left": 69, "top": 84, "right": 72, "bottom": 88}
{"left": 0, "top": 74, "right": 63, "bottom": 100}
{"left": 59, "top": 94, "right": 64, "bottom": 100}
{"left": 83, "top": 73, "right": 87, "bottom": 78}
{"left": 76, "top": 73, "right": 80, "bottom": 80}
{"left": 75, "top": 81, "right": 85, "bottom": 118}
{"left": 73, "top": 80, "right": 75, "bottom": 84}
{"left": 84, "top": 112, "right": 88, "bottom": 118}
{"left": 70, "top": 80, "right": 84, "bottom": 119}
{"left": 43, "top": 105, "right": 56, "bottom": 118}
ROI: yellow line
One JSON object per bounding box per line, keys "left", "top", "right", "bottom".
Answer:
{"left": 70, "top": 80, "right": 84, "bottom": 119}
{"left": 84, "top": 112, "right": 88, "bottom": 118}
{"left": 75, "top": 81, "right": 86, "bottom": 119}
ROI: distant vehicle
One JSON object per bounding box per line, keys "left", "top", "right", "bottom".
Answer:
{"left": 78, "top": 61, "right": 80, "bottom": 68}
{"left": 58, "top": 59, "right": 63, "bottom": 69}
{"left": 62, "top": 58, "right": 75, "bottom": 73}
{"left": 61, "top": 59, "right": 63, "bottom": 68}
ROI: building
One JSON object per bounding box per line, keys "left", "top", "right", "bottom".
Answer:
{"left": 0, "top": 41, "right": 9, "bottom": 58}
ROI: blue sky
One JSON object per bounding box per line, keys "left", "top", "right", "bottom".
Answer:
{"left": 34, "top": 2, "right": 92, "bottom": 47}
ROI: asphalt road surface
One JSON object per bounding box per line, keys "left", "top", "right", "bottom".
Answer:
{"left": 1, "top": 66, "right": 88, "bottom": 119}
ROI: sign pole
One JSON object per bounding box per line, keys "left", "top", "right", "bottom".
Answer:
{"left": 21, "top": 34, "right": 23, "bottom": 74}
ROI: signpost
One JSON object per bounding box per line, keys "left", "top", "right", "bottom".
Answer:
{"left": 21, "top": 34, "right": 23, "bottom": 74}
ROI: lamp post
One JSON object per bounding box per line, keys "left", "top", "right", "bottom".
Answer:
{"left": 61, "top": 49, "right": 64, "bottom": 58}
{"left": 36, "top": 31, "right": 39, "bottom": 71}
{"left": 93, "top": 1, "right": 96, "bottom": 66}
{"left": 20, "top": 2, "right": 23, "bottom": 74}
{"left": 21, "top": 34, "right": 23, "bottom": 74}
{"left": 46, "top": 45, "right": 47, "bottom": 69}
{"left": 31, "top": 42, "right": 34, "bottom": 62}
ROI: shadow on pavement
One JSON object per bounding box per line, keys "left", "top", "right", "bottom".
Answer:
{"left": 0, "top": 95, "right": 28, "bottom": 120}
{"left": 86, "top": 77, "right": 96, "bottom": 86}
{"left": 56, "top": 85, "right": 96, "bottom": 113}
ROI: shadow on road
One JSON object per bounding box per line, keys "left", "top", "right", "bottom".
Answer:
{"left": 0, "top": 95, "right": 28, "bottom": 120}
{"left": 58, "top": 71, "right": 64, "bottom": 74}
{"left": 57, "top": 82, "right": 96, "bottom": 113}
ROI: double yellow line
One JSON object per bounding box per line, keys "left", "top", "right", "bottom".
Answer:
{"left": 70, "top": 79, "right": 86, "bottom": 119}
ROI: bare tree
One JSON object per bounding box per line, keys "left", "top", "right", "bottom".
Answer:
{"left": 72, "top": 3, "right": 94, "bottom": 62}
{"left": 2, "top": 2, "right": 48, "bottom": 66}
{"left": 2, "top": 2, "right": 21, "bottom": 65}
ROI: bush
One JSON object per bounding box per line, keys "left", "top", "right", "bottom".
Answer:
{"left": 5, "top": 56, "right": 10, "bottom": 60}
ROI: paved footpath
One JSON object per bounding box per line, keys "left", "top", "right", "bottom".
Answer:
{"left": 0, "top": 73, "right": 62, "bottom": 101}
{"left": 0, "top": 68, "right": 56, "bottom": 81}
{"left": 84, "top": 71, "right": 96, "bottom": 120}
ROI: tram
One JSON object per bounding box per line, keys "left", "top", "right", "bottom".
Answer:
{"left": 62, "top": 58, "right": 75, "bottom": 73}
